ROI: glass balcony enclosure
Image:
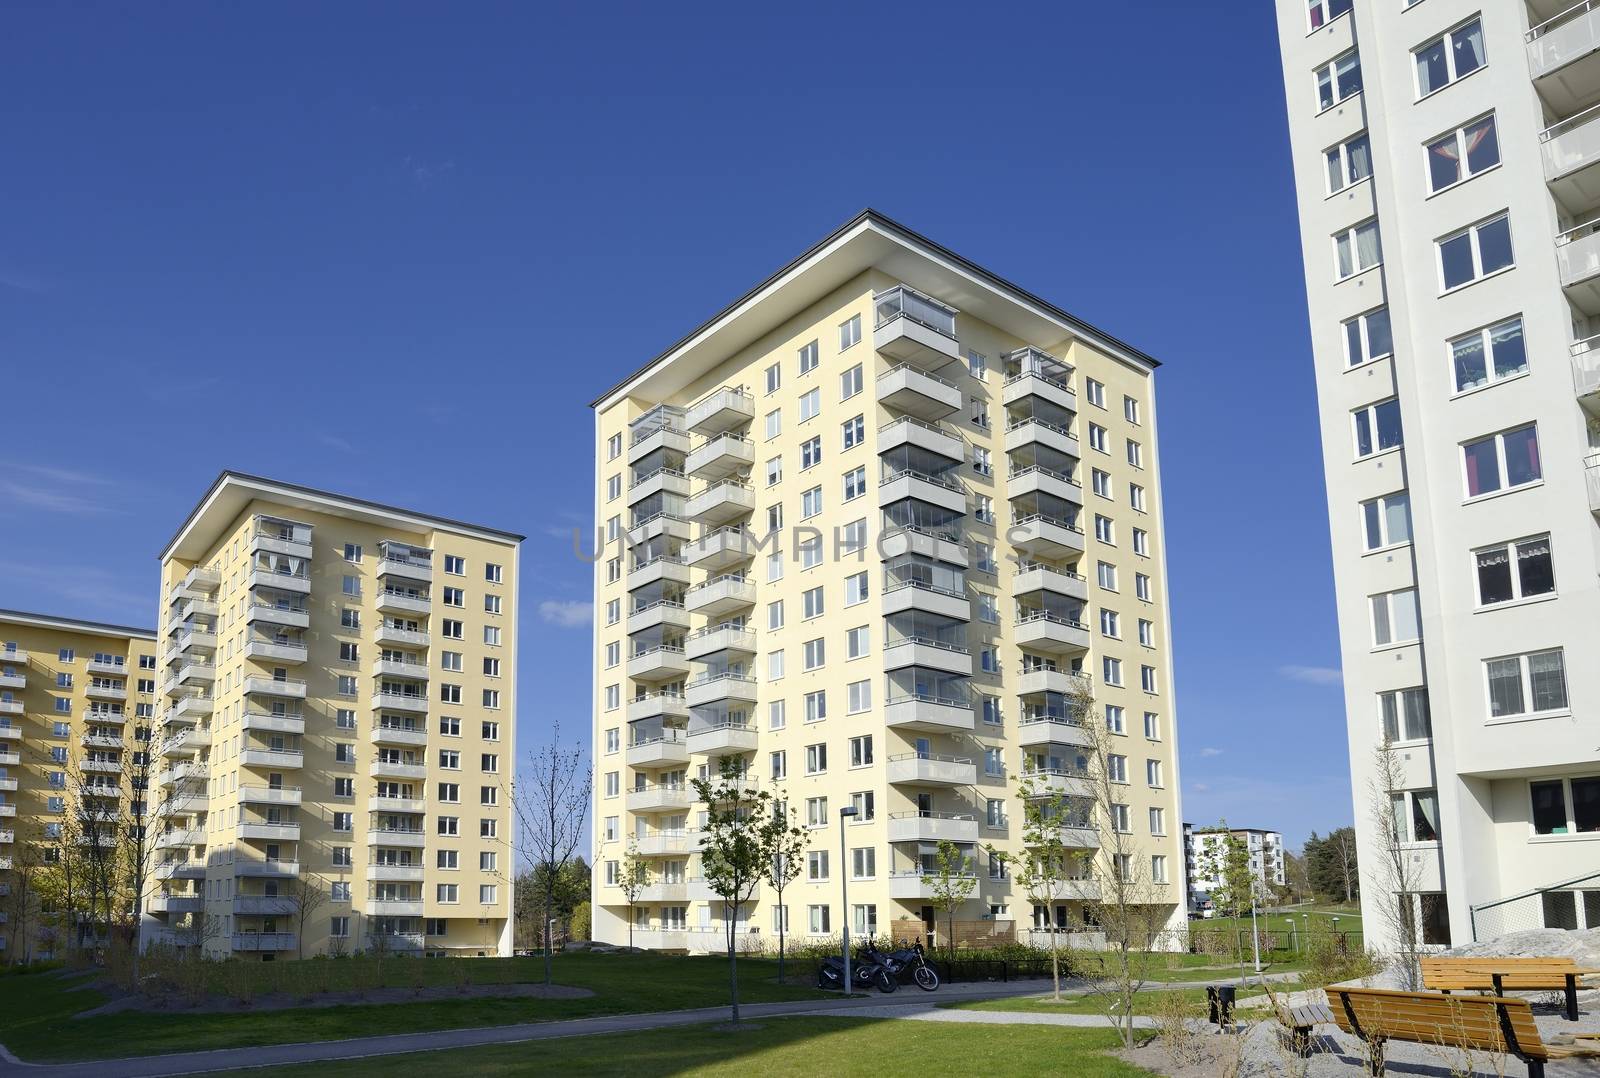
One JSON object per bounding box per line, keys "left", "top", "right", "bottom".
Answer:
{"left": 1016, "top": 591, "right": 1084, "bottom": 625}
{"left": 1006, "top": 396, "right": 1075, "bottom": 433}
{"left": 886, "top": 667, "right": 970, "bottom": 706}
{"left": 631, "top": 404, "right": 686, "bottom": 445}
{"left": 1004, "top": 347, "right": 1074, "bottom": 388}
{"left": 884, "top": 554, "right": 965, "bottom": 596}
{"left": 880, "top": 444, "right": 962, "bottom": 487}
{"left": 1020, "top": 690, "right": 1082, "bottom": 723}
{"left": 885, "top": 611, "right": 967, "bottom": 651}
{"left": 1010, "top": 491, "right": 1080, "bottom": 529}
{"left": 882, "top": 499, "right": 964, "bottom": 543}
{"left": 1008, "top": 441, "right": 1078, "bottom": 480}
{"left": 874, "top": 285, "right": 957, "bottom": 339}
{"left": 630, "top": 492, "right": 686, "bottom": 528}
{"left": 629, "top": 579, "right": 685, "bottom": 615}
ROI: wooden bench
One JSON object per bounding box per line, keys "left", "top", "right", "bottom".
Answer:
{"left": 1422, "top": 956, "right": 1600, "bottom": 1022}
{"left": 1265, "top": 991, "right": 1337, "bottom": 1056}
{"left": 1326, "top": 985, "right": 1600, "bottom": 1077}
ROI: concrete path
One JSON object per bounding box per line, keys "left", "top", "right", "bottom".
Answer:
{"left": 0, "top": 972, "right": 1289, "bottom": 1077}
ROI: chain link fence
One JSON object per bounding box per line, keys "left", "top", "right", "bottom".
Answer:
{"left": 1470, "top": 871, "right": 1600, "bottom": 941}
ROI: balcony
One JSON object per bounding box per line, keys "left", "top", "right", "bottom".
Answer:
{"left": 1009, "top": 514, "right": 1085, "bottom": 559}
{"left": 627, "top": 646, "right": 691, "bottom": 681}
{"left": 148, "top": 894, "right": 204, "bottom": 914}
{"left": 240, "top": 747, "right": 304, "bottom": 770}
{"left": 635, "top": 881, "right": 691, "bottom": 903}
{"left": 627, "top": 692, "right": 689, "bottom": 723}
{"left": 1013, "top": 565, "right": 1088, "bottom": 602}
{"left": 636, "top": 830, "right": 698, "bottom": 857}
{"left": 686, "top": 433, "right": 756, "bottom": 481}
{"left": 376, "top": 588, "right": 431, "bottom": 615}
{"left": 85, "top": 657, "right": 128, "bottom": 676}
{"left": 686, "top": 387, "right": 755, "bottom": 436}
{"left": 170, "top": 565, "right": 221, "bottom": 600}
{"left": 684, "top": 672, "right": 758, "bottom": 708}
{"left": 627, "top": 600, "right": 691, "bottom": 636}
{"left": 370, "top": 689, "right": 427, "bottom": 713}
{"left": 879, "top": 469, "right": 966, "bottom": 516}
{"left": 1005, "top": 417, "right": 1080, "bottom": 460}
{"left": 250, "top": 520, "right": 314, "bottom": 559}
{"left": 629, "top": 511, "right": 692, "bottom": 545}
{"left": 684, "top": 574, "right": 756, "bottom": 616}
{"left": 887, "top": 811, "right": 979, "bottom": 845}
{"left": 1023, "top": 768, "right": 1095, "bottom": 800}
{"left": 684, "top": 624, "right": 758, "bottom": 662}
{"left": 0, "top": 778, "right": 14, "bottom": 793}
{"left": 629, "top": 556, "right": 691, "bottom": 591}
{"left": 369, "top": 759, "right": 428, "bottom": 781}
{"left": 1528, "top": 3, "right": 1600, "bottom": 114}
{"left": 884, "top": 695, "right": 974, "bottom": 733}
{"left": 368, "top": 828, "right": 426, "bottom": 848}
{"left": 156, "top": 828, "right": 204, "bottom": 849}
{"left": 376, "top": 623, "right": 430, "bottom": 648}
{"left": 365, "top": 899, "right": 425, "bottom": 918}
{"left": 232, "top": 932, "right": 297, "bottom": 951}
{"left": 873, "top": 285, "right": 959, "bottom": 369}
{"left": 1017, "top": 717, "right": 1092, "bottom": 750}
{"left": 246, "top": 602, "right": 311, "bottom": 630}
{"left": 239, "top": 785, "right": 302, "bottom": 806}
{"left": 234, "top": 895, "right": 297, "bottom": 916}
{"left": 627, "top": 784, "right": 694, "bottom": 813}
{"left": 1002, "top": 349, "right": 1077, "bottom": 413}
{"left": 155, "top": 860, "right": 205, "bottom": 880}
{"left": 1016, "top": 668, "right": 1091, "bottom": 698}
{"left": 882, "top": 638, "right": 972, "bottom": 676}
{"left": 377, "top": 551, "right": 433, "bottom": 584}
{"left": 1053, "top": 825, "right": 1102, "bottom": 850}
{"left": 249, "top": 569, "right": 312, "bottom": 595}
{"left": 686, "top": 480, "right": 755, "bottom": 525}
{"left": 367, "top": 864, "right": 425, "bottom": 883}
{"left": 1573, "top": 336, "right": 1600, "bottom": 415}
{"left": 886, "top": 752, "right": 976, "bottom": 788}
{"left": 629, "top": 423, "right": 691, "bottom": 464}
{"left": 244, "top": 676, "right": 307, "bottom": 700}
{"left": 244, "top": 639, "right": 309, "bottom": 665}
{"left": 1558, "top": 218, "right": 1600, "bottom": 314}
{"left": 238, "top": 821, "right": 301, "bottom": 842}
{"left": 686, "top": 722, "right": 758, "bottom": 755}
{"left": 368, "top": 795, "right": 427, "bottom": 813}
{"left": 627, "top": 732, "right": 690, "bottom": 767}
{"left": 81, "top": 759, "right": 122, "bottom": 775}
{"left": 370, "top": 722, "right": 429, "bottom": 747}
{"left": 0, "top": 705, "right": 20, "bottom": 720}
{"left": 629, "top": 468, "right": 691, "bottom": 505}
{"left": 683, "top": 527, "right": 753, "bottom": 572}
{"left": 1588, "top": 453, "right": 1600, "bottom": 513}
{"left": 1014, "top": 612, "right": 1091, "bottom": 654}
{"left": 167, "top": 695, "right": 213, "bottom": 722}
{"left": 85, "top": 682, "right": 128, "bottom": 702}
{"left": 234, "top": 857, "right": 300, "bottom": 878}
{"left": 888, "top": 871, "right": 978, "bottom": 901}
{"left": 0, "top": 751, "right": 17, "bottom": 767}
{"left": 1008, "top": 465, "right": 1082, "bottom": 506}
{"left": 877, "top": 364, "right": 961, "bottom": 421}
{"left": 0, "top": 673, "right": 22, "bottom": 691}
{"left": 0, "top": 649, "right": 28, "bottom": 667}
{"left": 81, "top": 732, "right": 125, "bottom": 750}
{"left": 878, "top": 416, "right": 963, "bottom": 462}
{"left": 374, "top": 658, "right": 430, "bottom": 681}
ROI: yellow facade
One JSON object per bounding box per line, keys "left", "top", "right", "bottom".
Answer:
{"left": 588, "top": 212, "right": 1187, "bottom": 952}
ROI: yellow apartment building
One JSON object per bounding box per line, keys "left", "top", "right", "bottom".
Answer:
{"left": 588, "top": 210, "right": 1188, "bottom": 952}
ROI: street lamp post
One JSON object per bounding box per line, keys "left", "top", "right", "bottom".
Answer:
{"left": 839, "top": 805, "right": 858, "bottom": 995}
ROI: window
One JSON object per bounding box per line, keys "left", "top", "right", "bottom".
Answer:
{"left": 605, "top": 728, "right": 619, "bottom": 754}
{"left": 798, "top": 339, "right": 819, "bottom": 374}
{"left": 769, "top": 700, "right": 786, "bottom": 729}
{"left": 849, "top": 734, "right": 873, "bottom": 766}
{"left": 1450, "top": 317, "right": 1526, "bottom": 393}
{"left": 970, "top": 396, "right": 989, "bottom": 430}
{"left": 439, "top": 815, "right": 460, "bottom": 835}
{"left": 847, "top": 680, "right": 872, "bottom": 714}
{"left": 1084, "top": 378, "right": 1105, "bottom": 407}
{"left": 846, "top": 625, "right": 870, "bottom": 659}
{"left": 1381, "top": 687, "right": 1432, "bottom": 742}
{"left": 444, "top": 554, "right": 465, "bottom": 575}
{"left": 333, "top": 777, "right": 354, "bottom": 797}
{"left": 606, "top": 599, "right": 620, "bottom": 625}
{"left": 1138, "top": 619, "right": 1154, "bottom": 647}
{"left": 439, "top": 782, "right": 461, "bottom": 802}
{"left": 804, "top": 690, "right": 826, "bottom": 722}
{"left": 485, "top": 594, "right": 501, "bottom": 615}
{"left": 765, "top": 362, "right": 781, "bottom": 394}
{"left": 607, "top": 433, "right": 622, "bottom": 460}
{"left": 1371, "top": 588, "right": 1421, "bottom": 647}
{"left": 842, "top": 415, "right": 864, "bottom": 449}
{"left": 1132, "top": 529, "right": 1150, "bottom": 557}
{"left": 840, "top": 518, "right": 866, "bottom": 555}
{"left": 799, "top": 388, "right": 820, "bottom": 422}
{"left": 806, "top": 743, "right": 827, "bottom": 775}
{"left": 968, "top": 350, "right": 986, "bottom": 380}
{"left": 843, "top": 466, "right": 867, "bottom": 501}
{"left": 1307, "top": 0, "right": 1351, "bottom": 31}
{"left": 1391, "top": 789, "right": 1441, "bottom": 843}
{"left": 801, "top": 485, "right": 822, "bottom": 519}
{"left": 981, "top": 696, "right": 1002, "bottom": 726}
{"left": 1097, "top": 561, "right": 1118, "bottom": 591}
{"left": 839, "top": 314, "right": 860, "bottom": 350}
{"left": 437, "top": 884, "right": 459, "bottom": 904}
{"left": 1462, "top": 425, "right": 1541, "bottom": 498}
{"left": 799, "top": 436, "right": 822, "bottom": 471}
{"left": 1427, "top": 114, "right": 1499, "bottom": 194}
{"left": 1100, "top": 609, "right": 1120, "bottom": 638}
{"left": 1092, "top": 469, "right": 1111, "bottom": 498}
{"left": 768, "top": 650, "right": 785, "bottom": 680}
{"left": 852, "top": 847, "right": 876, "bottom": 880}
{"left": 1316, "top": 50, "right": 1362, "bottom": 110}
{"left": 974, "top": 494, "right": 994, "bottom": 524}
{"left": 1361, "top": 492, "right": 1412, "bottom": 551}
{"left": 1475, "top": 535, "right": 1554, "bottom": 606}
{"left": 333, "top": 812, "right": 353, "bottom": 832}
{"left": 437, "top": 849, "right": 459, "bottom": 870}
{"left": 840, "top": 364, "right": 863, "bottom": 399}
{"left": 1088, "top": 424, "right": 1108, "bottom": 452}
{"left": 808, "top": 905, "right": 831, "bottom": 934}
{"left": 1146, "top": 759, "right": 1164, "bottom": 787}
{"left": 806, "top": 797, "right": 828, "bottom": 827}
{"left": 1486, "top": 650, "right": 1569, "bottom": 719}
{"left": 851, "top": 790, "right": 875, "bottom": 821}
{"left": 606, "top": 475, "right": 621, "bottom": 501}
{"left": 803, "top": 638, "right": 825, "bottom": 670}
{"left": 972, "top": 446, "right": 992, "bottom": 476}
{"left": 1415, "top": 18, "right": 1485, "bottom": 98}
{"left": 1325, "top": 132, "right": 1372, "bottom": 194}
{"left": 1530, "top": 776, "right": 1600, "bottom": 836}
{"left": 1438, "top": 213, "right": 1512, "bottom": 291}
{"left": 845, "top": 571, "right": 868, "bottom": 607}
{"left": 767, "top": 551, "right": 784, "bottom": 582}
{"left": 1335, "top": 219, "right": 1382, "bottom": 279}
{"left": 975, "top": 542, "right": 996, "bottom": 573}
{"left": 440, "top": 716, "right": 461, "bottom": 736}
{"left": 1103, "top": 656, "right": 1123, "bottom": 686}
{"left": 443, "top": 619, "right": 464, "bottom": 639}
{"left": 1106, "top": 704, "right": 1125, "bottom": 734}
{"left": 1353, "top": 398, "right": 1403, "bottom": 458}
{"left": 803, "top": 585, "right": 825, "bottom": 619}
{"left": 1343, "top": 307, "right": 1393, "bottom": 367}
{"left": 483, "top": 721, "right": 499, "bottom": 741}
{"left": 1123, "top": 395, "right": 1141, "bottom": 425}
{"left": 765, "top": 409, "right": 782, "bottom": 440}
{"left": 1140, "top": 665, "right": 1158, "bottom": 693}
{"left": 766, "top": 457, "right": 782, "bottom": 487}
{"left": 485, "top": 562, "right": 503, "bottom": 584}
{"left": 1094, "top": 515, "right": 1114, "bottom": 544}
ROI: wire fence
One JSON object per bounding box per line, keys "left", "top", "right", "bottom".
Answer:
{"left": 1470, "top": 871, "right": 1600, "bottom": 942}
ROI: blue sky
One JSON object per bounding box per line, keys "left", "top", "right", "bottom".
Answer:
{"left": 1, "top": 3, "right": 1350, "bottom": 848}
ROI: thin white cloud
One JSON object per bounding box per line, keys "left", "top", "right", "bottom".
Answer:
{"left": 0, "top": 560, "right": 154, "bottom": 620}
{"left": 317, "top": 433, "right": 355, "bottom": 453}
{"left": 1279, "top": 664, "right": 1343, "bottom": 686}
{"left": 1199, "top": 747, "right": 1224, "bottom": 758}
{"left": 0, "top": 479, "right": 113, "bottom": 515}
{"left": 538, "top": 599, "right": 591, "bottom": 628}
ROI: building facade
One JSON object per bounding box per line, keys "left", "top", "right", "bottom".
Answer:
{"left": 147, "top": 472, "right": 522, "bottom": 958}
{"left": 1186, "top": 826, "right": 1287, "bottom": 901}
{"left": 0, "top": 611, "right": 157, "bottom": 959}
{"left": 588, "top": 210, "right": 1187, "bottom": 952}
{"left": 1275, "top": 2, "right": 1600, "bottom": 948}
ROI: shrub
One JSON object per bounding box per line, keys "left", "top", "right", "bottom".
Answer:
{"left": 570, "top": 901, "right": 592, "bottom": 943}
{"left": 1151, "top": 988, "right": 1206, "bottom": 1069}
{"left": 1304, "top": 935, "right": 1385, "bottom": 987}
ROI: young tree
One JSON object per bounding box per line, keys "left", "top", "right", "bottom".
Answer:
{"left": 1329, "top": 827, "right": 1360, "bottom": 905}
{"left": 122, "top": 721, "right": 164, "bottom": 978}
{"left": 618, "top": 840, "right": 649, "bottom": 951}
{"left": 922, "top": 838, "right": 976, "bottom": 955}
{"left": 2, "top": 826, "right": 46, "bottom": 963}
{"left": 1369, "top": 738, "right": 1422, "bottom": 988}
{"left": 1197, "top": 823, "right": 1255, "bottom": 968}
{"left": 288, "top": 873, "right": 328, "bottom": 959}
{"left": 511, "top": 721, "right": 592, "bottom": 986}
{"left": 758, "top": 797, "right": 806, "bottom": 983}
{"left": 691, "top": 758, "right": 773, "bottom": 1024}
{"left": 993, "top": 767, "right": 1088, "bottom": 1002}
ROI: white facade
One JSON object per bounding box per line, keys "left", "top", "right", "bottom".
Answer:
{"left": 1275, "top": 0, "right": 1600, "bottom": 949}
{"left": 1187, "top": 828, "right": 1286, "bottom": 899}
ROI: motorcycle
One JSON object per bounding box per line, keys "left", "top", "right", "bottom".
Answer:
{"left": 881, "top": 939, "right": 940, "bottom": 991}
{"left": 816, "top": 941, "right": 898, "bottom": 993}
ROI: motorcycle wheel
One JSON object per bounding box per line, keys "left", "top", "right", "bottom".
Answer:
{"left": 874, "top": 968, "right": 898, "bottom": 993}
{"left": 913, "top": 966, "right": 939, "bottom": 992}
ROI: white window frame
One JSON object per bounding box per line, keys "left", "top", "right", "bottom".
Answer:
{"left": 1334, "top": 218, "right": 1382, "bottom": 280}
{"left": 1437, "top": 212, "right": 1513, "bottom": 294}
{"left": 1315, "top": 50, "right": 1362, "bottom": 112}
{"left": 1370, "top": 587, "right": 1421, "bottom": 649}
{"left": 1360, "top": 491, "right": 1412, "bottom": 552}
{"left": 1343, "top": 307, "right": 1393, "bottom": 368}
{"left": 1324, "top": 131, "right": 1372, "bottom": 195}
{"left": 1413, "top": 17, "right": 1485, "bottom": 100}
{"left": 1449, "top": 316, "right": 1527, "bottom": 396}
{"left": 1425, "top": 113, "right": 1499, "bottom": 195}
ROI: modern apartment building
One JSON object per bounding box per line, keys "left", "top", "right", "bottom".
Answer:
{"left": 1185, "top": 825, "right": 1287, "bottom": 900}
{"left": 1275, "top": 2, "right": 1600, "bottom": 948}
{"left": 147, "top": 472, "right": 522, "bottom": 958}
{"left": 0, "top": 611, "right": 157, "bottom": 958}
{"left": 587, "top": 210, "right": 1187, "bottom": 952}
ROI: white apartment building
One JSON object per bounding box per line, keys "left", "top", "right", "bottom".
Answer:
{"left": 1186, "top": 826, "right": 1287, "bottom": 900}
{"left": 1275, "top": 1, "right": 1600, "bottom": 948}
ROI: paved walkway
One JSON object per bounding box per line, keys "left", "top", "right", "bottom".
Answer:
{"left": 0, "top": 972, "right": 1290, "bottom": 1077}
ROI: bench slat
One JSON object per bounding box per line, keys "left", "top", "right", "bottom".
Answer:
{"left": 1326, "top": 987, "right": 1548, "bottom": 1062}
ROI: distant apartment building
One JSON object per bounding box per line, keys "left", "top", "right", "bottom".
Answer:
{"left": 1185, "top": 825, "right": 1286, "bottom": 901}
{"left": 0, "top": 611, "right": 157, "bottom": 958}
{"left": 588, "top": 210, "right": 1187, "bottom": 951}
{"left": 1274, "top": 2, "right": 1600, "bottom": 947}
{"left": 146, "top": 472, "right": 522, "bottom": 958}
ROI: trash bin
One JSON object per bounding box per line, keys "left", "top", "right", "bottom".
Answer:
{"left": 1206, "top": 984, "right": 1236, "bottom": 1028}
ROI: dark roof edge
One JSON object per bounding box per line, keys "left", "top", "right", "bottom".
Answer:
{"left": 589, "top": 207, "right": 1162, "bottom": 409}
{"left": 0, "top": 608, "right": 157, "bottom": 641}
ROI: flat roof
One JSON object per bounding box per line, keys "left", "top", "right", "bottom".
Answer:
{"left": 161, "top": 471, "right": 526, "bottom": 562}
{"left": 591, "top": 207, "right": 1161, "bottom": 411}
{"left": 0, "top": 608, "right": 157, "bottom": 641}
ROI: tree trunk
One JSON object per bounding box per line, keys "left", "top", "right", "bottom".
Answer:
{"left": 627, "top": 903, "right": 634, "bottom": 951}
{"left": 543, "top": 896, "right": 554, "bottom": 985}
{"left": 776, "top": 889, "right": 786, "bottom": 984}
{"left": 726, "top": 898, "right": 740, "bottom": 1022}
{"left": 1050, "top": 931, "right": 1061, "bottom": 1001}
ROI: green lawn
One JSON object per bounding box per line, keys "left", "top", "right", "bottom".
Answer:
{"left": 1195, "top": 905, "right": 1363, "bottom": 940}
{"left": 945, "top": 981, "right": 1303, "bottom": 1018}
{"left": 0, "top": 953, "right": 828, "bottom": 1064}
{"left": 1070, "top": 949, "right": 1308, "bottom": 982}
{"left": 210, "top": 1015, "right": 1156, "bottom": 1077}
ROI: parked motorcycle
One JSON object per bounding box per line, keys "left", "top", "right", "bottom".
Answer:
{"left": 881, "top": 939, "right": 940, "bottom": 991}
{"left": 817, "top": 941, "right": 898, "bottom": 993}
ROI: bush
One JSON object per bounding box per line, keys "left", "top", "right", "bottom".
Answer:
{"left": 1304, "top": 935, "right": 1385, "bottom": 987}
{"left": 570, "top": 901, "right": 591, "bottom": 943}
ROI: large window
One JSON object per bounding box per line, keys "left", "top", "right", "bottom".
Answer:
{"left": 1474, "top": 535, "right": 1554, "bottom": 606}
{"left": 1426, "top": 114, "right": 1499, "bottom": 194}
{"left": 1450, "top": 317, "right": 1526, "bottom": 393}
{"left": 1485, "top": 649, "right": 1568, "bottom": 719}
{"left": 1308, "top": 0, "right": 1352, "bottom": 32}
{"left": 1335, "top": 219, "right": 1382, "bottom": 279}
{"left": 1391, "top": 788, "right": 1441, "bottom": 843}
{"left": 1353, "top": 398, "right": 1403, "bottom": 458}
{"left": 1438, "top": 213, "right": 1513, "bottom": 291}
{"left": 1371, "top": 588, "right": 1420, "bottom": 647}
{"left": 1462, "top": 424, "right": 1540, "bottom": 498}
{"left": 1530, "top": 776, "right": 1600, "bottom": 836}
{"left": 1317, "top": 51, "right": 1362, "bottom": 110}
{"left": 1380, "top": 687, "right": 1432, "bottom": 742}
{"left": 1326, "top": 133, "right": 1372, "bottom": 194}
{"left": 1361, "top": 491, "right": 1412, "bottom": 551}
{"left": 1415, "top": 18, "right": 1485, "bottom": 98}
{"left": 1344, "top": 307, "right": 1393, "bottom": 367}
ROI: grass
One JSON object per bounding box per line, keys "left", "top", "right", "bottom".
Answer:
{"left": 945, "top": 981, "right": 1305, "bottom": 1018}
{"left": 1195, "top": 904, "right": 1363, "bottom": 940}
{"left": 0, "top": 952, "right": 828, "bottom": 1064}
{"left": 206, "top": 1015, "right": 1158, "bottom": 1077}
